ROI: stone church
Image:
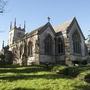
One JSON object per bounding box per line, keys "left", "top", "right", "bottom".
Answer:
{"left": 8, "top": 17, "right": 88, "bottom": 66}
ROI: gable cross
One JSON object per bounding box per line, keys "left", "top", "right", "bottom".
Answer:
{"left": 47, "top": 17, "right": 51, "bottom": 22}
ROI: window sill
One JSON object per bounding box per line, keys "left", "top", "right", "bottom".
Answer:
{"left": 72, "top": 53, "right": 82, "bottom": 56}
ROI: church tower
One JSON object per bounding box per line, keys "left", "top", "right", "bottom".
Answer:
{"left": 8, "top": 18, "right": 25, "bottom": 46}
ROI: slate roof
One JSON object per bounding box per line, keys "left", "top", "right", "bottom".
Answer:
{"left": 54, "top": 18, "right": 73, "bottom": 33}
{"left": 26, "top": 17, "right": 74, "bottom": 36}
{"left": 23, "top": 17, "right": 85, "bottom": 39}
{"left": 26, "top": 24, "right": 46, "bottom": 36}
{"left": 54, "top": 17, "right": 85, "bottom": 39}
{"left": 26, "top": 22, "right": 55, "bottom": 36}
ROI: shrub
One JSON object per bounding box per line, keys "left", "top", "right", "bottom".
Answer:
{"left": 52, "top": 66, "right": 79, "bottom": 77}
{"left": 0, "top": 54, "right": 5, "bottom": 65}
{"left": 62, "top": 66, "right": 80, "bottom": 77}
{"left": 84, "top": 74, "right": 90, "bottom": 83}
{"left": 52, "top": 65, "right": 66, "bottom": 74}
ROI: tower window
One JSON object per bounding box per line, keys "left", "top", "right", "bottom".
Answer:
{"left": 10, "top": 33, "right": 12, "bottom": 42}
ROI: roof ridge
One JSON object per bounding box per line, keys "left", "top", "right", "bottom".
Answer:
{"left": 26, "top": 22, "right": 50, "bottom": 36}
{"left": 54, "top": 17, "right": 74, "bottom": 33}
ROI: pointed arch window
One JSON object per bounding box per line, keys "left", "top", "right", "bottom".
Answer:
{"left": 28, "top": 41, "right": 33, "bottom": 56}
{"left": 44, "top": 34, "right": 52, "bottom": 55}
{"left": 20, "top": 45, "right": 23, "bottom": 57}
{"left": 72, "top": 31, "right": 81, "bottom": 54}
{"left": 24, "top": 42, "right": 27, "bottom": 56}
{"left": 57, "top": 37, "right": 64, "bottom": 54}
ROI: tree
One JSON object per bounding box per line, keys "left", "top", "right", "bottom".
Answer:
{"left": 0, "top": 0, "right": 7, "bottom": 33}
{"left": 0, "top": 45, "right": 13, "bottom": 65}
{"left": 0, "top": 0, "right": 7, "bottom": 13}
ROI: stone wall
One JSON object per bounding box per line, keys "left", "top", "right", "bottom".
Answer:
{"left": 9, "top": 31, "right": 40, "bottom": 65}
{"left": 68, "top": 21, "right": 87, "bottom": 61}
{"left": 39, "top": 27, "right": 56, "bottom": 63}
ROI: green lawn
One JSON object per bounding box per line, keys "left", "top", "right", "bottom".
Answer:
{"left": 0, "top": 65, "right": 90, "bottom": 90}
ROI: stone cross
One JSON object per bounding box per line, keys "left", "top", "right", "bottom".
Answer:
{"left": 47, "top": 17, "right": 51, "bottom": 22}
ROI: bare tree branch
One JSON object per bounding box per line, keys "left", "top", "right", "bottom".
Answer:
{"left": 0, "top": 0, "right": 7, "bottom": 33}
{"left": 0, "top": 0, "right": 7, "bottom": 13}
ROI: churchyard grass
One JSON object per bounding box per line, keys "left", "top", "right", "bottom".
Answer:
{"left": 0, "top": 65, "right": 90, "bottom": 90}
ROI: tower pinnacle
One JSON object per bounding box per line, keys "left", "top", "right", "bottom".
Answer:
{"left": 14, "top": 18, "right": 16, "bottom": 28}
{"left": 2, "top": 40, "right": 4, "bottom": 49}
{"left": 10, "top": 22, "right": 12, "bottom": 30}
{"left": 24, "top": 20, "right": 26, "bottom": 30}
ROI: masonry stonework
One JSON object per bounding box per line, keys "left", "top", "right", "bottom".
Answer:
{"left": 8, "top": 17, "right": 89, "bottom": 65}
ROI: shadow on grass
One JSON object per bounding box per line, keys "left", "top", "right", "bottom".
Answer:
{"left": 0, "top": 67, "right": 49, "bottom": 74}
{"left": 0, "top": 73, "right": 72, "bottom": 82}
{"left": 76, "top": 66, "right": 90, "bottom": 73}
{"left": 0, "top": 65, "right": 89, "bottom": 82}
{"left": 74, "top": 85, "right": 90, "bottom": 90}
{"left": 12, "top": 87, "right": 50, "bottom": 90}
{"left": 12, "top": 87, "right": 33, "bottom": 90}
{"left": 84, "top": 74, "right": 90, "bottom": 83}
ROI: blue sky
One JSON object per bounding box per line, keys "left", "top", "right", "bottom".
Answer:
{"left": 0, "top": 0, "right": 90, "bottom": 49}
